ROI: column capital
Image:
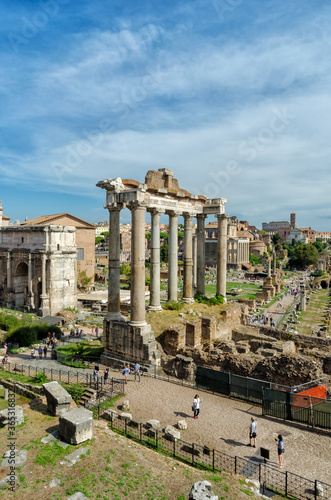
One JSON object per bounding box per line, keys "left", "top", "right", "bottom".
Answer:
{"left": 107, "top": 203, "right": 124, "bottom": 212}
{"left": 216, "top": 213, "right": 229, "bottom": 220}
{"left": 128, "top": 200, "right": 148, "bottom": 210}
{"left": 166, "top": 209, "right": 182, "bottom": 217}
{"left": 183, "top": 212, "right": 193, "bottom": 221}
{"left": 147, "top": 207, "right": 165, "bottom": 215}
{"left": 196, "top": 213, "right": 207, "bottom": 220}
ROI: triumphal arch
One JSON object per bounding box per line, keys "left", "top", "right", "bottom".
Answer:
{"left": 97, "top": 169, "right": 228, "bottom": 366}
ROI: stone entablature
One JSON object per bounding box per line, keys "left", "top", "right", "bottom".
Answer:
{"left": 0, "top": 225, "right": 77, "bottom": 316}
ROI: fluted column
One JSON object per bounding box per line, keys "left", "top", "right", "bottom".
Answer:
{"left": 192, "top": 235, "right": 197, "bottom": 291}
{"left": 231, "top": 241, "right": 235, "bottom": 265}
{"left": 40, "top": 253, "right": 50, "bottom": 316}
{"left": 196, "top": 214, "right": 206, "bottom": 295}
{"left": 6, "top": 252, "right": 12, "bottom": 289}
{"left": 168, "top": 211, "right": 179, "bottom": 302}
{"left": 107, "top": 206, "right": 123, "bottom": 320}
{"left": 182, "top": 213, "right": 194, "bottom": 303}
{"left": 217, "top": 214, "right": 228, "bottom": 298}
{"left": 130, "top": 202, "right": 147, "bottom": 326}
{"left": 148, "top": 208, "right": 162, "bottom": 311}
{"left": 28, "top": 252, "right": 35, "bottom": 310}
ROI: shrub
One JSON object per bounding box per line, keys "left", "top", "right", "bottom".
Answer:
{"left": 65, "top": 383, "right": 86, "bottom": 403}
{"left": 194, "top": 292, "right": 224, "bottom": 306}
{"left": 5, "top": 324, "right": 62, "bottom": 347}
{"left": 163, "top": 300, "right": 185, "bottom": 311}
{"left": 33, "top": 373, "right": 47, "bottom": 384}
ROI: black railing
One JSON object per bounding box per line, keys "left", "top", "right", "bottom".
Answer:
{"left": 263, "top": 400, "right": 331, "bottom": 430}
{"left": 107, "top": 414, "right": 331, "bottom": 500}
{"left": 0, "top": 361, "right": 124, "bottom": 395}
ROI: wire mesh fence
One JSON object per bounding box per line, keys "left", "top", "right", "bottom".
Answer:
{"left": 106, "top": 414, "right": 331, "bottom": 500}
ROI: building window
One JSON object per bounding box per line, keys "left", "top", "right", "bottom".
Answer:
{"left": 21, "top": 237, "right": 24, "bottom": 243}
{"left": 77, "top": 248, "right": 84, "bottom": 261}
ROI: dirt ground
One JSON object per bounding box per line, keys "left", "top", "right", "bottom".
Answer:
{"left": 0, "top": 397, "right": 280, "bottom": 500}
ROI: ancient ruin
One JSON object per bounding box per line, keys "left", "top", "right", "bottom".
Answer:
{"left": 97, "top": 169, "right": 228, "bottom": 365}
{"left": 0, "top": 225, "right": 77, "bottom": 315}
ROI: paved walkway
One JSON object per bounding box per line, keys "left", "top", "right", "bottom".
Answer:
{"left": 5, "top": 353, "right": 331, "bottom": 485}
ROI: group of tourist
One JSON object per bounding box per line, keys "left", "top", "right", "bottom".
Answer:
{"left": 249, "top": 313, "right": 276, "bottom": 327}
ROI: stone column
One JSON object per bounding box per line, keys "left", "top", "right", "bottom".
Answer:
{"left": 183, "top": 213, "right": 194, "bottom": 303}
{"left": 148, "top": 208, "right": 162, "bottom": 311}
{"left": 40, "top": 253, "right": 50, "bottom": 316}
{"left": 6, "top": 252, "right": 12, "bottom": 289}
{"left": 168, "top": 211, "right": 179, "bottom": 302}
{"left": 231, "top": 241, "right": 235, "bottom": 265}
{"left": 268, "top": 258, "right": 271, "bottom": 277}
{"left": 107, "top": 206, "right": 123, "bottom": 320}
{"left": 130, "top": 202, "right": 147, "bottom": 326}
{"left": 216, "top": 214, "right": 228, "bottom": 298}
{"left": 192, "top": 235, "right": 197, "bottom": 291}
{"left": 196, "top": 214, "right": 206, "bottom": 295}
{"left": 28, "top": 252, "right": 35, "bottom": 310}
{"left": 273, "top": 251, "right": 276, "bottom": 273}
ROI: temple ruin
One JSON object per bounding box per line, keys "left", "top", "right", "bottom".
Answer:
{"left": 97, "top": 168, "right": 228, "bottom": 366}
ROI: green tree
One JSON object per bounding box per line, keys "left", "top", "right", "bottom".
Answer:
{"left": 275, "top": 243, "right": 282, "bottom": 251}
{"left": 78, "top": 270, "right": 93, "bottom": 289}
{"left": 95, "top": 236, "right": 105, "bottom": 245}
{"left": 291, "top": 243, "right": 319, "bottom": 269}
{"left": 160, "top": 240, "right": 169, "bottom": 262}
{"left": 313, "top": 240, "right": 324, "bottom": 253}
{"left": 271, "top": 233, "right": 281, "bottom": 245}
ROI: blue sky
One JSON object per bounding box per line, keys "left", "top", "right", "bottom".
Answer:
{"left": 1, "top": 0, "right": 331, "bottom": 229}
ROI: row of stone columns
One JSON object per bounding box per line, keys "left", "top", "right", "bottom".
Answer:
{"left": 106, "top": 204, "right": 228, "bottom": 326}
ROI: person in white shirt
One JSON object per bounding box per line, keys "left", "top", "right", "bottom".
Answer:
{"left": 249, "top": 417, "right": 257, "bottom": 447}
{"left": 192, "top": 394, "right": 203, "bottom": 419}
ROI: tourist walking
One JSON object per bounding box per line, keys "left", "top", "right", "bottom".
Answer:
{"left": 276, "top": 434, "right": 284, "bottom": 467}
{"left": 30, "top": 348, "right": 36, "bottom": 360}
{"left": 38, "top": 345, "right": 43, "bottom": 359}
{"left": 248, "top": 417, "right": 257, "bottom": 448}
{"left": 43, "top": 345, "right": 47, "bottom": 359}
{"left": 93, "top": 366, "right": 99, "bottom": 388}
{"left": 123, "top": 364, "right": 130, "bottom": 384}
{"left": 192, "top": 394, "right": 202, "bottom": 419}
{"left": 104, "top": 367, "right": 109, "bottom": 384}
{"left": 134, "top": 362, "right": 141, "bottom": 382}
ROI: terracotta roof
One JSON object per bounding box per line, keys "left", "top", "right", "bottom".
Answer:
{"left": 20, "top": 213, "right": 95, "bottom": 229}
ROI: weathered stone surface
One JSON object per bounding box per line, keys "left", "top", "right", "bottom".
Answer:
{"left": 1, "top": 450, "right": 27, "bottom": 467}
{"left": 0, "top": 475, "right": 17, "bottom": 488}
{"left": 49, "top": 478, "right": 61, "bottom": 488}
{"left": 189, "top": 480, "right": 218, "bottom": 500}
{"left": 65, "top": 447, "right": 89, "bottom": 464}
{"left": 103, "top": 409, "right": 118, "bottom": 421}
{"left": 164, "top": 425, "right": 180, "bottom": 441}
{"left": 122, "top": 400, "right": 130, "bottom": 411}
{"left": 59, "top": 409, "right": 93, "bottom": 445}
{"left": 3, "top": 449, "right": 18, "bottom": 458}
{"left": 43, "top": 381, "right": 72, "bottom": 416}
{"left": 245, "top": 478, "right": 260, "bottom": 494}
{"left": 67, "top": 493, "right": 89, "bottom": 500}
{"left": 120, "top": 412, "right": 132, "bottom": 421}
{"left": 177, "top": 420, "right": 187, "bottom": 430}
{"left": 146, "top": 419, "right": 161, "bottom": 431}
{"left": 0, "top": 405, "right": 24, "bottom": 426}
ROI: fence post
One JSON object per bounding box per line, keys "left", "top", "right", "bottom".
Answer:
{"left": 234, "top": 456, "right": 237, "bottom": 474}
{"left": 285, "top": 471, "right": 288, "bottom": 497}
{"left": 29, "top": 365, "right": 30, "bottom": 377}
{"left": 59, "top": 370, "right": 61, "bottom": 382}
{"left": 68, "top": 371, "right": 70, "bottom": 384}
{"left": 314, "top": 479, "right": 317, "bottom": 500}
{"left": 259, "top": 464, "right": 261, "bottom": 485}
{"left": 212, "top": 449, "right": 215, "bottom": 472}
{"left": 77, "top": 372, "right": 78, "bottom": 384}
{"left": 125, "top": 419, "right": 127, "bottom": 436}
{"left": 51, "top": 369, "right": 53, "bottom": 380}
{"left": 156, "top": 429, "right": 158, "bottom": 449}
{"left": 192, "top": 443, "right": 195, "bottom": 465}
{"left": 139, "top": 423, "right": 142, "bottom": 442}
{"left": 173, "top": 439, "right": 176, "bottom": 458}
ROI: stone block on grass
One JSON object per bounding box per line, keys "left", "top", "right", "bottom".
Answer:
{"left": 177, "top": 420, "right": 187, "bottom": 430}
{"left": 164, "top": 425, "right": 180, "bottom": 441}
{"left": 59, "top": 408, "right": 93, "bottom": 445}
{"left": 43, "top": 381, "right": 72, "bottom": 416}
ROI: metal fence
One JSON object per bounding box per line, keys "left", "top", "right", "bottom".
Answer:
{"left": 106, "top": 414, "right": 331, "bottom": 500}
{"left": 263, "top": 400, "right": 331, "bottom": 430}
{"left": 1, "top": 361, "right": 124, "bottom": 395}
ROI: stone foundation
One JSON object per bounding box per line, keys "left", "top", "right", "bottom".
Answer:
{"left": 102, "top": 318, "right": 161, "bottom": 365}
